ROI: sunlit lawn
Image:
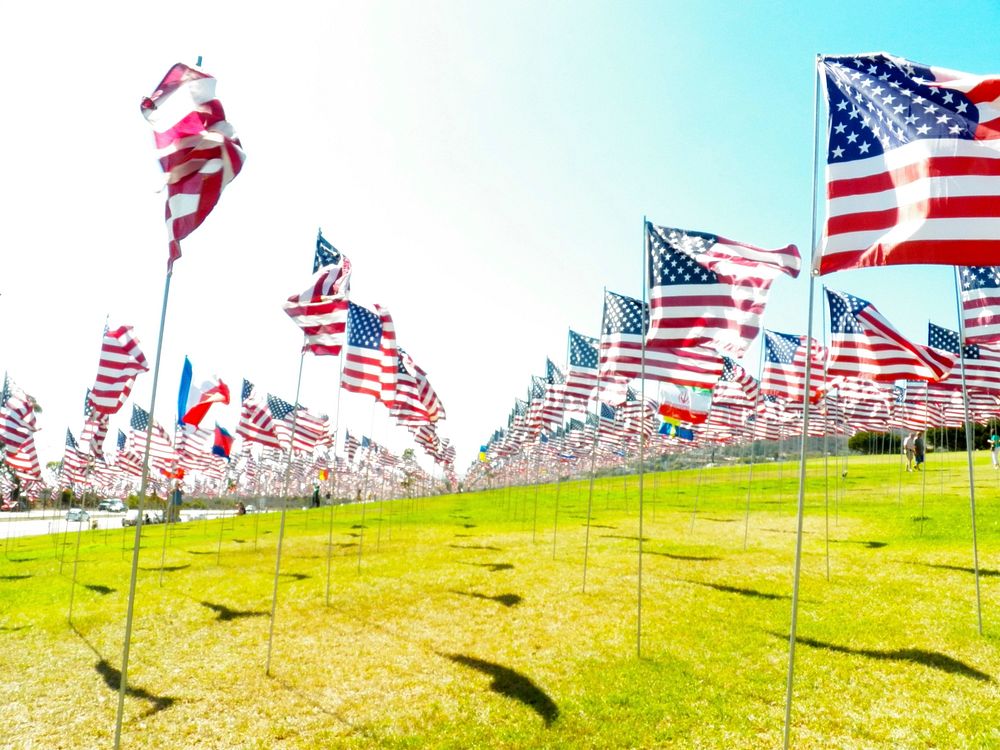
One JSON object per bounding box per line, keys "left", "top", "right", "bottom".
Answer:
{"left": 1, "top": 450, "right": 999, "bottom": 748}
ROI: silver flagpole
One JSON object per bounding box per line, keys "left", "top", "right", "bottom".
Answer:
{"left": 637, "top": 217, "right": 648, "bottom": 658}
{"left": 783, "top": 54, "right": 822, "bottom": 750}
{"left": 326, "top": 335, "right": 347, "bottom": 607}
{"left": 582, "top": 290, "right": 608, "bottom": 593}
{"left": 265, "top": 348, "right": 306, "bottom": 676}
{"left": 743, "top": 354, "right": 765, "bottom": 550}
{"left": 115, "top": 267, "right": 173, "bottom": 750}
{"left": 952, "top": 268, "right": 983, "bottom": 634}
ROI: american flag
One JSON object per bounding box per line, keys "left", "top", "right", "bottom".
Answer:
{"left": 86, "top": 326, "right": 149, "bottom": 415}
{"left": 391, "top": 348, "right": 446, "bottom": 424}
{"left": 0, "top": 376, "right": 37, "bottom": 455}
{"left": 237, "top": 395, "right": 281, "bottom": 449}
{"left": 646, "top": 222, "right": 799, "bottom": 358}
{"left": 341, "top": 302, "right": 386, "bottom": 401}
{"left": 6, "top": 435, "right": 40, "bottom": 482}
{"left": 241, "top": 379, "right": 254, "bottom": 402}
{"left": 79, "top": 412, "right": 110, "bottom": 458}
{"left": 761, "top": 330, "right": 828, "bottom": 403}
{"left": 282, "top": 232, "right": 352, "bottom": 356}
{"left": 129, "top": 404, "right": 176, "bottom": 470}
{"left": 959, "top": 266, "right": 1000, "bottom": 344}
{"left": 274, "top": 405, "right": 332, "bottom": 452}
{"left": 599, "top": 290, "right": 724, "bottom": 389}
{"left": 565, "top": 330, "right": 599, "bottom": 406}
{"left": 719, "top": 356, "right": 759, "bottom": 403}
{"left": 817, "top": 53, "right": 1000, "bottom": 275}
{"left": 826, "top": 289, "right": 954, "bottom": 382}
{"left": 141, "top": 63, "right": 245, "bottom": 268}
{"left": 376, "top": 304, "right": 398, "bottom": 407}
{"left": 928, "top": 322, "right": 1000, "bottom": 392}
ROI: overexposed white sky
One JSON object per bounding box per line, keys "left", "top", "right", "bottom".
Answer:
{"left": 3, "top": 1, "right": 998, "bottom": 472}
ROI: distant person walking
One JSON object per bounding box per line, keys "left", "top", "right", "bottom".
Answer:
{"left": 903, "top": 433, "right": 915, "bottom": 472}
{"left": 989, "top": 432, "right": 1000, "bottom": 469}
{"left": 914, "top": 432, "right": 926, "bottom": 471}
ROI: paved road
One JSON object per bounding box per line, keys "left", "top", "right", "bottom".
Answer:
{"left": 0, "top": 509, "right": 255, "bottom": 540}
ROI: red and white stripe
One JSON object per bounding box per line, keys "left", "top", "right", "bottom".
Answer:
{"left": 282, "top": 258, "right": 352, "bottom": 356}
{"left": 141, "top": 63, "right": 246, "bottom": 268}
{"left": 87, "top": 326, "right": 149, "bottom": 415}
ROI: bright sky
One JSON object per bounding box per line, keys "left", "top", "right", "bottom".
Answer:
{"left": 3, "top": 1, "right": 999, "bottom": 474}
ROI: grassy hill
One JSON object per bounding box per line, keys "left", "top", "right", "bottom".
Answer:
{"left": 2, "top": 450, "right": 998, "bottom": 748}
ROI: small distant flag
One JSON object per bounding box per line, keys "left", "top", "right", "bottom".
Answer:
{"left": 479, "top": 445, "right": 488, "bottom": 462}
{"left": 318, "top": 468, "right": 330, "bottom": 481}
{"left": 211, "top": 424, "right": 233, "bottom": 461}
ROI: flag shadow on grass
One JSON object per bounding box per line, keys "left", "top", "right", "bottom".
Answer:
{"left": 443, "top": 654, "right": 559, "bottom": 725}
{"left": 449, "top": 590, "right": 522, "bottom": 608}
{"left": 69, "top": 624, "right": 176, "bottom": 717}
{"left": 0, "top": 574, "right": 31, "bottom": 581}
{"left": 95, "top": 659, "right": 176, "bottom": 716}
{"left": 460, "top": 562, "right": 514, "bottom": 572}
{"left": 771, "top": 633, "right": 993, "bottom": 682}
{"left": 449, "top": 544, "right": 502, "bottom": 551}
{"left": 139, "top": 564, "right": 190, "bottom": 572}
{"left": 6, "top": 557, "right": 37, "bottom": 562}
{"left": 84, "top": 584, "right": 114, "bottom": 595}
{"left": 201, "top": 601, "right": 268, "bottom": 622}
{"left": 679, "top": 579, "right": 789, "bottom": 601}
{"left": 645, "top": 551, "right": 719, "bottom": 562}
{"left": 907, "top": 561, "right": 1000, "bottom": 578}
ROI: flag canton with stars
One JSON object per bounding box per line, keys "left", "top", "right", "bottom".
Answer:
{"left": 722, "top": 357, "right": 739, "bottom": 380}
{"left": 0, "top": 375, "right": 10, "bottom": 407}
{"left": 130, "top": 404, "right": 150, "bottom": 431}
{"left": 530, "top": 376, "right": 546, "bottom": 400}
{"left": 347, "top": 303, "right": 382, "bottom": 349}
{"left": 569, "top": 331, "right": 598, "bottom": 367}
{"left": 545, "top": 358, "right": 564, "bottom": 384}
{"left": 241, "top": 379, "right": 254, "bottom": 402}
{"left": 827, "top": 291, "right": 870, "bottom": 334}
{"left": 823, "top": 53, "right": 979, "bottom": 164}
{"left": 83, "top": 390, "right": 94, "bottom": 417}
{"left": 266, "top": 394, "right": 296, "bottom": 420}
{"left": 928, "top": 322, "right": 979, "bottom": 359}
{"left": 117, "top": 429, "right": 126, "bottom": 451}
{"left": 647, "top": 224, "right": 719, "bottom": 287}
{"left": 65, "top": 428, "right": 78, "bottom": 450}
{"left": 313, "top": 232, "right": 342, "bottom": 273}
{"left": 764, "top": 331, "right": 802, "bottom": 364}
{"left": 603, "top": 292, "right": 648, "bottom": 336}
{"left": 961, "top": 266, "right": 1000, "bottom": 292}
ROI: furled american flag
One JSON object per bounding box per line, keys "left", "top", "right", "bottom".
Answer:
{"left": 959, "top": 266, "right": 1000, "bottom": 344}
{"left": 600, "top": 290, "right": 723, "bottom": 389}
{"left": 826, "top": 289, "right": 954, "bottom": 382}
{"left": 342, "top": 302, "right": 388, "bottom": 401}
{"left": 141, "top": 63, "right": 246, "bottom": 269}
{"left": 928, "top": 322, "right": 1000, "bottom": 392}
{"left": 282, "top": 231, "right": 352, "bottom": 356}
{"left": 816, "top": 53, "right": 1000, "bottom": 275}
{"left": 86, "top": 326, "right": 149, "bottom": 415}
{"left": 646, "top": 222, "right": 799, "bottom": 358}
{"left": 564, "top": 330, "right": 600, "bottom": 406}
{"left": 761, "top": 330, "right": 828, "bottom": 403}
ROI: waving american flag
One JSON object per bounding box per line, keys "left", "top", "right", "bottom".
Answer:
{"left": 817, "top": 53, "right": 1000, "bottom": 274}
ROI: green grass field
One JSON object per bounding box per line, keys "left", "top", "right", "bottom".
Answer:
{"left": 2, "top": 451, "right": 999, "bottom": 749}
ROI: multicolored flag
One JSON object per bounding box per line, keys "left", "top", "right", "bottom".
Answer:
{"left": 826, "top": 289, "right": 955, "bottom": 382}
{"left": 177, "top": 357, "right": 230, "bottom": 427}
{"left": 141, "top": 63, "right": 246, "bottom": 269}
{"left": 816, "top": 53, "right": 1000, "bottom": 274}
{"left": 646, "top": 222, "right": 799, "bottom": 358}
{"left": 211, "top": 424, "right": 234, "bottom": 461}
